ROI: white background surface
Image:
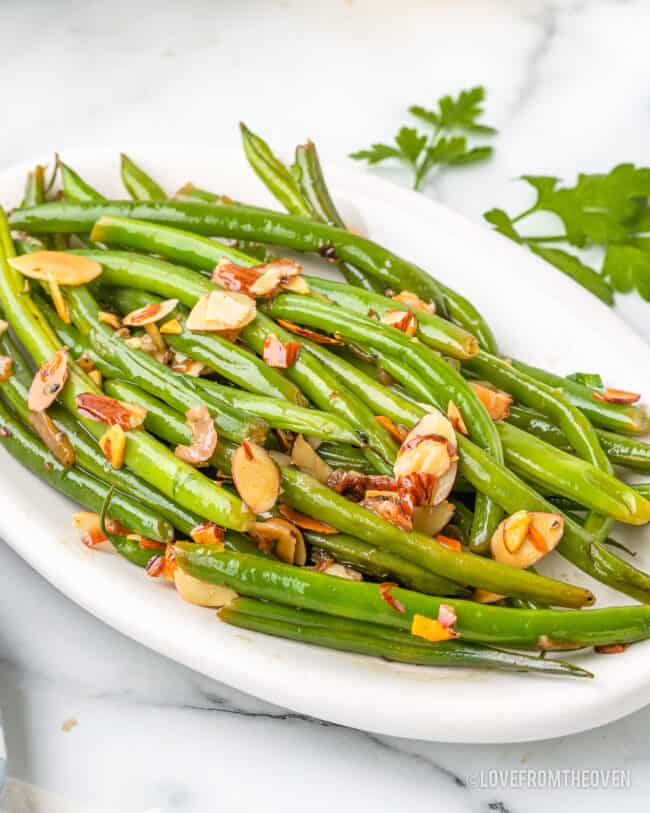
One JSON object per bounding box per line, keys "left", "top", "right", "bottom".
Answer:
{"left": 2, "top": 0, "right": 650, "bottom": 810}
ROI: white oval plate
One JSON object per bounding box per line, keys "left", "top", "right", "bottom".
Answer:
{"left": 1, "top": 145, "right": 649, "bottom": 744}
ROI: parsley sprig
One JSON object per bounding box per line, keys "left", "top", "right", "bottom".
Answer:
{"left": 350, "top": 86, "right": 496, "bottom": 190}
{"left": 485, "top": 165, "right": 650, "bottom": 305}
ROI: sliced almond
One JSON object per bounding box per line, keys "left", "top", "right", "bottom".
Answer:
{"left": 411, "top": 613, "right": 456, "bottom": 642}
{"left": 122, "top": 299, "right": 179, "bottom": 327}
{"left": 473, "top": 589, "right": 504, "bottom": 604}
{"left": 190, "top": 521, "right": 225, "bottom": 546}
{"left": 174, "top": 567, "right": 237, "bottom": 608}
{"left": 592, "top": 388, "right": 641, "bottom": 405}
{"left": 98, "top": 311, "right": 122, "bottom": 330}
{"left": 393, "top": 411, "right": 457, "bottom": 506}
{"left": 175, "top": 405, "right": 218, "bottom": 466}
{"left": 375, "top": 415, "right": 408, "bottom": 443}
{"left": 46, "top": 271, "right": 70, "bottom": 324}
{"left": 0, "top": 356, "right": 13, "bottom": 382}
{"left": 412, "top": 500, "right": 455, "bottom": 537}
{"left": 396, "top": 472, "right": 436, "bottom": 517}
{"left": 212, "top": 259, "right": 261, "bottom": 294}
{"left": 278, "top": 504, "right": 338, "bottom": 534}
{"left": 391, "top": 291, "right": 434, "bottom": 314}
{"left": 29, "top": 411, "right": 75, "bottom": 467}
{"left": 282, "top": 275, "right": 310, "bottom": 295}
{"left": 291, "top": 434, "right": 332, "bottom": 484}
{"left": 381, "top": 309, "right": 418, "bottom": 336}
{"left": 277, "top": 320, "right": 343, "bottom": 345}
{"left": 249, "top": 259, "right": 302, "bottom": 298}
{"left": 320, "top": 562, "right": 362, "bottom": 581}
{"left": 88, "top": 369, "right": 103, "bottom": 387}
{"left": 469, "top": 380, "right": 513, "bottom": 421}
{"left": 262, "top": 334, "right": 301, "bottom": 368}
{"left": 170, "top": 354, "right": 206, "bottom": 376}
{"left": 160, "top": 318, "right": 183, "bottom": 335}
{"left": 251, "top": 517, "right": 306, "bottom": 565}
{"left": 435, "top": 534, "right": 462, "bottom": 552}
{"left": 490, "top": 511, "right": 564, "bottom": 569}
{"left": 362, "top": 493, "right": 412, "bottom": 531}
{"left": 99, "top": 424, "right": 126, "bottom": 468}
{"left": 76, "top": 392, "right": 146, "bottom": 430}
{"left": 8, "top": 251, "right": 102, "bottom": 285}
{"left": 379, "top": 582, "right": 406, "bottom": 613}
{"left": 186, "top": 290, "right": 257, "bottom": 333}
{"left": 232, "top": 441, "right": 281, "bottom": 514}
{"left": 28, "top": 348, "right": 69, "bottom": 411}
{"left": 447, "top": 400, "right": 468, "bottom": 436}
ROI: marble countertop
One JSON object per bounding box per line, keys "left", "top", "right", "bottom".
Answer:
{"left": 2, "top": 0, "right": 650, "bottom": 810}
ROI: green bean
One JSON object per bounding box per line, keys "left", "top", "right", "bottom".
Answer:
{"left": 280, "top": 467, "right": 591, "bottom": 607}
{"left": 10, "top": 202, "right": 449, "bottom": 311}
{"left": 177, "top": 546, "right": 650, "bottom": 647}
{"left": 120, "top": 154, "right": 166, "bottom": 201}
{"left": 465, "top": 350, "right": 615, "bottom": 545}
{"left": 195, "top": 378, "right": 363, "bottom": 446}
{"left": 0, "top": 334, "right": 200, "bottom": 536}
{"left": 304, "top": 532, "right": 467, "bottom": 595}
{"left": 321, "top": 338, "right": 650, "bottom": 601}
{"left": 59, "top": 161, "right": 106, "bottom": 203}
{"left": 291, "top": 140, "right": 382, "bottom": 292}
{"left": 508, "top": 404, "right": 650, "bottom": 474}
{"left": 21, "top": 165, "right": 47, "bottom": 208}
{"left": 240, "top": 123, "right": 312, "bottom": 217}
{"left": 317, "top": 442, "right": 375, "bottom": 472}
{"left": 511, "top": 359, "right": 650, "bottom": 435}
{"left": 305, "top": 276, "right": 479, "bottom": 360}
{"left": 0, "top": 396, "right": 172, "bottom": 541}
{"left": 497, "top": 421, "right": 650, "bottom": 524}
{"left": 0, "top": 209, "right": 254, "bottom": 532}
{"left": 67, "top": 285, "right": 268, "bottom": 444}
{"left": 219, "top": 597, "right": 592, "bottom": 676}
{"left": 266, "top": 292, "right": 504, "bottom": 548}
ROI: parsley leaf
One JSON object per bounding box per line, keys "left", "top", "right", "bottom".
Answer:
{"left": 351, "top": 86, "right": 496, "bottom": 189}
{"left": 484, "top": 164, "right": 650, "bottom": 305}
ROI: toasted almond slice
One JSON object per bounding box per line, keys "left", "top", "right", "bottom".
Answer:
{"left": 592, "top": 388, "right": 641, "bottom": 405}
{"left": 0, "top": 356, "right": 13, "bottom": 382}
{"left": 174, "top": 567, "right": 237, "bottom": 608}
{"left": 160, "top": 318, "right": 183, "bottom": 335}
{"left": 212, "top": 259, "right": 261, "bottom": 294}
{"left": 88, "top": 369, "right": 103, "bottom": 387}
{"left": 473, "top": 589, "right": 504, "bottom": 604}
{"left": 190, "top": 521, "right": 225, "bottom": 546}
{"left": 411, "top": 614, "right": 456, "bottom": 642}
{"left": 412, "top": 500, "right": 455, "bottom": 537}
{"left": 99, "top": 424, "right": 126, "bottom": 468}
{"left": 232, "top": 441, "right": 281, "bottom": 514}
{"left": 447, "top": 400, "right": 468, "bottom": 436}
{"left": 122, "top": 299, "right": 179, "bottom": 327}
{"left": 28, "top": 348, "right": 69, "bottom": 411}
{"left": 72, "top": 511, "right": 107, "bottom": 548}
{"left": 391, "top": 290, "right": 435, "bottom": 314}
{"left": 362, "top": 494, "right": 412, "bottom": 531}
{"left": 76, "top": 392, "right": 146, "bottom": 430}
{"left": 469, "top": 380, "right": 513, "bottom": 421}
{"left": 282, "top": 275, "right": 310, "bottom": 294}
{"left": 381, "top": 309, "right": 418, "bottom": 336}
{"left": 8, "top": 252, "right": 102, "bottom": 285}
{"left": 594, "top": 644, "right": 627, "bottom": 654}
{"left": 186, "top": 290, "right": 257, "bottom": 333}
{"left": 249, "top": 259, "right": 302, "bottom": 298}
{"left": 170, "top": 353, "right": 206, "bottom": 376}
{"left": 436, "top": 534, "right": 463, "bottom": 552}
{"left": 375, "top": 415, "right": 408, "bottom": 443}
{"left": 291, "top": 434, "right": 332, "bottom": 484}
{"left": 29, "top": 411, "right": 75, "bottom": 467}
{"left": 46, "top": 271, "right": 70, "bottom": 324}
{"left": 98, "top": 311, "right": 122, "bottom": 329}
{"left": 175, "top": 405, "right": 218, "bottom": 465}
{"left": 277, "top": 320, "right": 343, "bottom": 345}
{"left": 321, "top": 562, "right": 362, "bottom": 581}
{"left": 262, "top": 334, "right": 301, "bottom": 368}
{"left": 379, "top": 582, "right": 406, "bottom": 613}
{"left": 278, "top": 504, "right": 338, "bottom": 534}
{"left": 393, "top": 411, "right": 458, "bottom": 506}
{"left": 503, "top": 510, "right": 531, "bottom": 553}
{"left": 491, "top": 511, "right": 564, "bottom": 569}
{"left": 251, "top": 517, "right": 306, "bottom": 565}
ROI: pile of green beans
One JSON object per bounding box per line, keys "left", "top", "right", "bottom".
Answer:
{"left": 2, "top": 147, "right": 650, "bottom": 680}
